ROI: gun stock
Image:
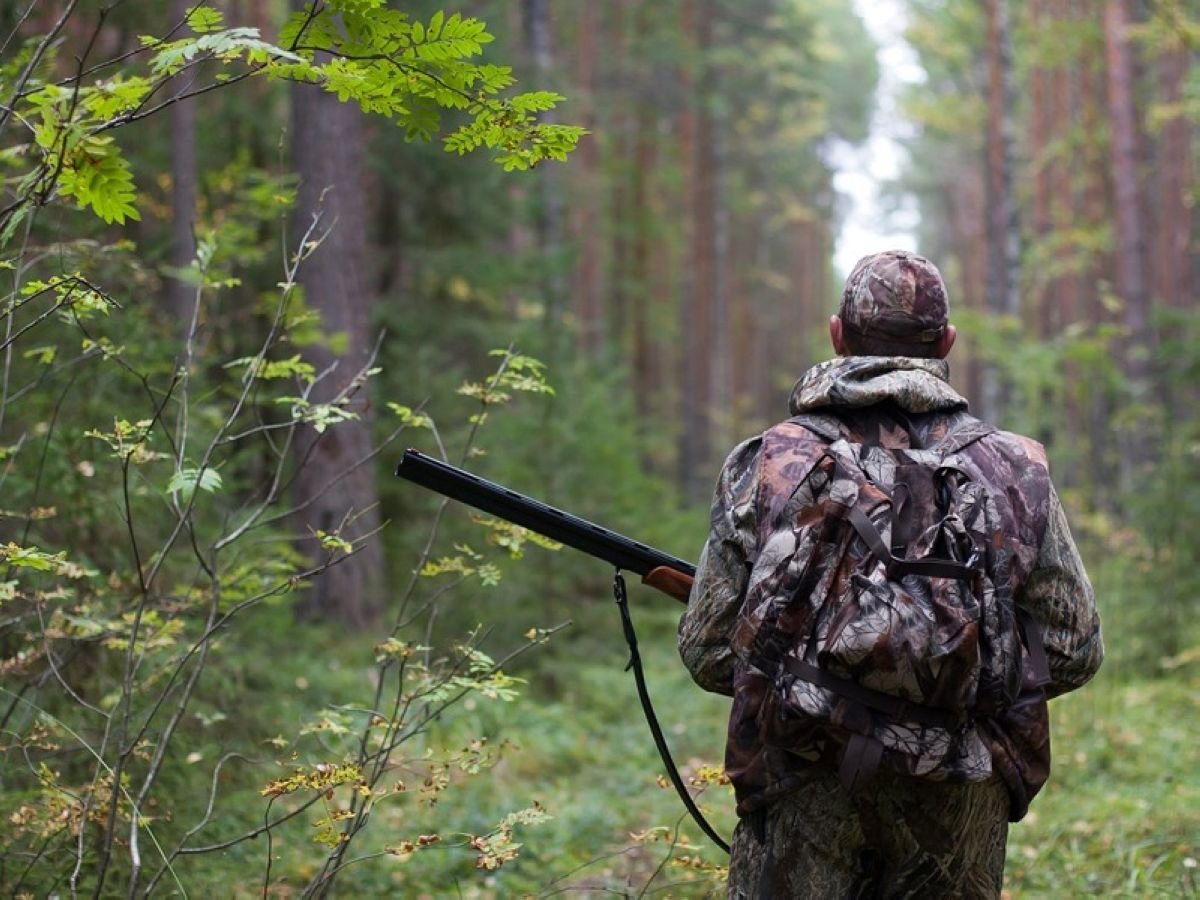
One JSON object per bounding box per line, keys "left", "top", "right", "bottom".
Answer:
{"left": 395, "top": 449, "right": 695, "bottom": 603}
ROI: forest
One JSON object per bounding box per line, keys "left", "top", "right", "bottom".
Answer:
{"left": 0, "top": 0, "right": 1195, "bottom": 896}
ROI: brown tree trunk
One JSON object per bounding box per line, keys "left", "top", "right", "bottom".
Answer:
{"left": 947, "top": 167, "right": 987, "bottom": 411}
{"left": 1104, "top": 0, "right": 1152, "bottom": 380}
{"left": 569, "top": 1, "right": 602, "bottom": 353}
{"left": 1104, "top": 0, "right": 1157, "bottom": 487}
{"left": 1059, "top": 0, "right": 1085, "bottom": 470}
{"left": 631, "top": 104, "right": 659, "bottom": 423}
{"left": 521, "top": 0, "right": 566, "bottom": 334}
{"left": 679, "top": 0, "right": 716, "bottom": 501}
{"left": 1078, "top": 0, "right": 1118, "bottom": 501}
{"left": 290, "top": 74, "right": 383, "bottom": 628}
{"left": 728, "top": 196, "right": 754, "bottom": 436}
{"left": 1028, "top": 0, "right": 1053, "bottom": 340}
{"left": 1153, "top": 47, "right": 1193, "bottom": 310}
{"left": 787, "top": 217, "right": 819, "bottom": 403}
{"left": 710, "top": 111, "right": 731, "bottom": 451}
{"left": 982, "top": 0, "right": 1021, "bottom": 423}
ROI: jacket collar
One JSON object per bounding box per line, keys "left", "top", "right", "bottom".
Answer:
{"left": 788, "top": 355, "right": 969, "bottom": 416}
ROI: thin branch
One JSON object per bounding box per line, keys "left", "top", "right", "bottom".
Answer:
{"left": 140, "top": 752, "right": 254, "bottom": 894}
{"left": 0, "top": 0, "right": 40, "bottom": 58}
{"left": 93, "top": 371, "right": 181, "bottom": 894}
{"left": 0, "top": 0, "right": 82, "bottom": 141}
{"left": 177, "top": 793, "right": 324, "bottom": 856}
{"left": 0, "top": 685, "right": 184, "bottom": 897}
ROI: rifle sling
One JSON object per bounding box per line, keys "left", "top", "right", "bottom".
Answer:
{"left": 612, "top": 570, "right": 731, "bottom": 855}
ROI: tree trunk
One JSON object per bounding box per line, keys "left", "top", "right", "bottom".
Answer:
{"left": 290, "top": 73, "right": 383, "bottom": 628}
{"left": 631, "top": 103, "right": 659, "bottom": 423}
{"left": 947, "top": 166, "right": 987, "bottom": 411}
{"left": 1058, "top": 0, "right": 1084, "bottom": 470}
{"left": 679, "top": 0, "right": 716, "bottom": 501}
{"left": 569, "top": 1, "right": 602, "bottom": 354}
{"left": 1104, "top": 0, "right": 1155, "bottom": 485}
{"left": 1153, "top": 47, "right": 1193, "bottom": 310}
{"left": 1028, "top": 0, "right": 1053, "bottom": 340}
{"left": 522, "top": 0, "right": 566, "bottom": 333}
{"left": 1104, "top": 0, "right": 1152, "bottom": 378}
{"left": 982, "top": 0, "right": 1021, "bottom": 423}
{"left": 710, "top": 93, "right": 731, "bottom": 452}
{"left": 1078, "top": 0, "right": 1117, "bottom": 501}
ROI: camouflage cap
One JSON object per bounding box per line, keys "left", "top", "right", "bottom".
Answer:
{"left": 839, "top": 250, "right": 949, "bottom": 343}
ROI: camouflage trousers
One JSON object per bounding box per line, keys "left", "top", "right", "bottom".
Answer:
{"left": 728, "top": 768, "right": 1009, "bottom": 899}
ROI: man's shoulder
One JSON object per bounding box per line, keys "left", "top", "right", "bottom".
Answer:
{"left": 763, "top": 413, "right": 843, "bottom": 445}
{"left": 970, "top": 421, "right": 1051, "bottom": 473}
{"left": 759, "top": 416, "right": 841, "bottom": 463}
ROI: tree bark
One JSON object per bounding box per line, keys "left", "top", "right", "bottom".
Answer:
{"left": 521, "top": 0, "right": 566, "bottom": 333}
{"left": 1028, "top": 0, "right": 1053, "bottom": 340}
{"left": 679, "top": 0, "right": 716, "bottom": 502}
{"left": 632, "top": 102, "right": 659, "bottom": 423}
{"left": 982, "top": 0, "right": 1021, "bottom": 423}
{"left": 1104, "top": 0, "right": 1152, "bottom": 379}
{"left": 1104, "top": 0, "right": 1156, "bottom": 485}
{"left": 569, "top": 0, "right": 602, "bottom": 353}
{"left": 290, "top": 72, "right": 383, "bottom": 628}
{"left": 1075, "top": 0, "right": 1118, "bottom": 501}
{"left": 1153, "top": 46, "right": 1193, "bottom": 310}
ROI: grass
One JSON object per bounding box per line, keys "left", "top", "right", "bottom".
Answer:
{"left": 156, "top": 591, "right": 1197, "bottom": 898}
{"left": 1003, "top": 671, "right": 1198, "bottom": 898}
{"left": 5, "top": 564, "right": 1195, "bottom": 897}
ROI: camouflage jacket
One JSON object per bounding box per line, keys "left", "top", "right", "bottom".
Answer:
{"left": 679, "top": 356, "right": 1104, "bottom": 819}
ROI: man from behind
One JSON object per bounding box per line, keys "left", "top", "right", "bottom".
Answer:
{"left": 679, "top": 250, "right": 1104, "bottom": 898}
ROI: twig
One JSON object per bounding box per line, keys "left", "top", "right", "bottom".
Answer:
{"left": 0, "top": 685, "right": 185, "bottom": 897}
{"left": 140, "top": 752, "right": 254, "bottom": 894}
{"left": 0, "top": 0, "right": 81, "bottom": 141}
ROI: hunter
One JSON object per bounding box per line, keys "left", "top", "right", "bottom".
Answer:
{"left": 679, "top": 250, "right": 1104, "bottom": 898}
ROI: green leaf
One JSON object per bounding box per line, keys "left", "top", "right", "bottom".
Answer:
{"left": 56, "top": 137, "right": 141, "bottom": 225}
{"left": 186, "top": 6, "right": 224, "bottom": 33}
{"left": 225, "top": 354, "right": 316, "bottom": 383}
{"left": 386, "top": 403, "right": 433, "bottom": 429}
{"left": 167, "top": 466, "right": 223, "bottom": 502}
{"left": 150, "top": 28, "right": 303, "bottom": 76}
{"left": 22, "top": 345, "right": 57, "bottom": 365}
{"left": 84, "top": 75, "right": 152, "bottom": 119}
{"left": 0, "top": 543, "right": 66, "bottom": 572}
{"left": 315, "top": 530, "right": 354, "bottom": 555}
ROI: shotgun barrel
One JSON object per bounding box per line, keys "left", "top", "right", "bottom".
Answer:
{"left": 395, "top": 449, "right": 696, "bottom": 597}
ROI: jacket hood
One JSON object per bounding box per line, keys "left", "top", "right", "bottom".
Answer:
{"left": 788, "top": 356, "right": 969, "bottom": 416}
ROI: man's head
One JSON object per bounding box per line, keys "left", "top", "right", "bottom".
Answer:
{"left": 829, "top": 250, "right": 957, "bottom": 359}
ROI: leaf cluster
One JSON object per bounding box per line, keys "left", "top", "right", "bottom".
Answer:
{"left": 0, "top": 2, "right": 583, "bottom": 243}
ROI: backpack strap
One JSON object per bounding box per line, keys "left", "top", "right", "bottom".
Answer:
{"left": 783, "top": 657, "right": 965, "bottom": 730}
{"left": 846, "top": 505, "right": 980, "bottom": 580}
{"left": 783, "top": 654, "right": 966, "bottom": 794}
{"left": 1017, "top": 607, "right": 1052, "bottom": 688}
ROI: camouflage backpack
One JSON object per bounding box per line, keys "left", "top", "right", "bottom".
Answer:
{"left": 731, "top": 412, "right": 1050, "bottom": 794}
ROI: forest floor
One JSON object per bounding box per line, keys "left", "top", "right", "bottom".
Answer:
{"left": 167, "top": 597, "right": 1197, "bottom": 898}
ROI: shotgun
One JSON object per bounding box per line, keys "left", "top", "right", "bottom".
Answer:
{"left": 394, "top": 449, "right": 695, "bottom": 602}
{"left": 395, "top": 448, "right": 730, "bottom": 853}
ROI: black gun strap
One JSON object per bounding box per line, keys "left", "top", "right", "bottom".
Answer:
{"left": 612, "top": 569, "right": 731, "bottom": 855}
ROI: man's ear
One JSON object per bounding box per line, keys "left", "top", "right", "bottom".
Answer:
{"left": 830, "top": 315, "right": 848, "bottom": 356}
{"left": 937, "top": 323, "right": 957, "bottom": 359}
